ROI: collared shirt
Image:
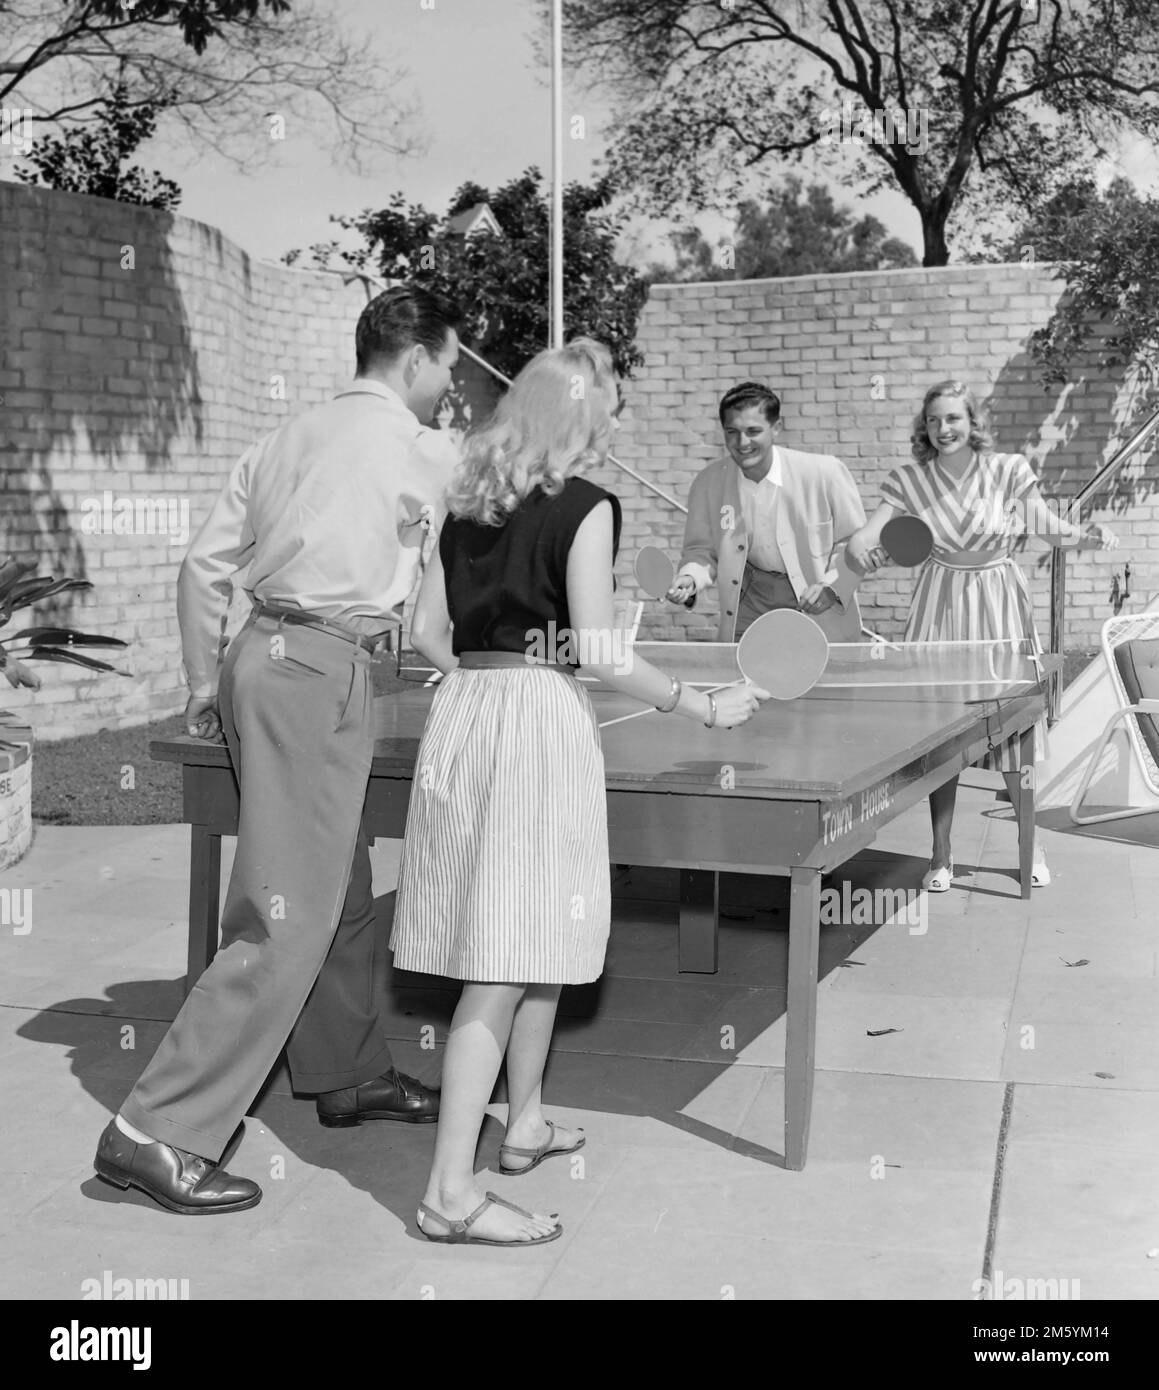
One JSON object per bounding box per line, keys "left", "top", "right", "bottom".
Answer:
{"left": 737, "top": 446, "right": 786, "bottom": 572}
{"left": 178, "top": 379, "right": 459, "bottom": 698}
{"left": 680, "top": 446, "right": 785, "bottom": 592}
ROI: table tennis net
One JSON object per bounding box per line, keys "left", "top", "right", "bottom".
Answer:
{"left": 817, "top": 638, "right": 1043, "bottom": 688}
{"left": 601, "top": 638, "right": 1044, "bottom": 691}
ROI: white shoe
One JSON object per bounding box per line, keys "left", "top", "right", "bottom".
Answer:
{"left": 921, "top": 860, "right": 954, "bottom": 893}
{"left": 1031, "top": 852, "right": 1051, "bottom": 888}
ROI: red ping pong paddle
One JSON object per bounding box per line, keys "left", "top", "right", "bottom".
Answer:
{"left": 880, "top": 514, "right": 934, "bottom": 566}
{"left": 634, "top": 545, "right": 677, "bottom": 601}
{"left": 736, "top": 609, "right": 829, "bottom": 701}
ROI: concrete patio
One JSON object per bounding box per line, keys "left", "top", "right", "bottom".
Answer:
{"left": 2, "top": 776, "right": 1157, "bottom": 1301}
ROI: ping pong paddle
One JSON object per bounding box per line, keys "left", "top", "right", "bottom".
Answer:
{"left": 736, "top": 609, "right": 830, "bottom": 701}
{"left": 880, "top": 514, "right": 934, "bottom": 567}
{"left": 634, "top": 545, "right": 677, "bottom": 601}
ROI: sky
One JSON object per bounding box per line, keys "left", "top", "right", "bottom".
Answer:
{"left": 157, "top": 0, "right": 614, "bottom": 268}
{"left": 115, "top": 0, "right": 931, "bottom": 268}
{"left": 6, "top": 0, "right": 1158, "bottom": 270}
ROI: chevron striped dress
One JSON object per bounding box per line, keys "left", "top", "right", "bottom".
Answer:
{"left": 881, "top": 452, "right": 1045, "bottom": 773}
{"left": 389, "top": 478, "right": 618, "bottom": 985}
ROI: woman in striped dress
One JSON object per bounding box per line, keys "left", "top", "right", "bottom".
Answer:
{"left": 390, "top": 339, "right": 765, "bottom": 1247}
{"left": 848, "top": 380, "right": 1117, "bottom": 892}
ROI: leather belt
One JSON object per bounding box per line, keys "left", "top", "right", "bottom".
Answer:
{"left": 458, "top": 651, "right": 575, "bottom": 674}
{"left": 251, "top": 601, "right": 393, "bottom": 655}
{"left": 929, "top": 552, "right": 1011, "bottom": 571}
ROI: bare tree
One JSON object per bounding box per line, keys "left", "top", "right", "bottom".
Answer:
{"left": 1, "top": 0, "right": 426, "bottom": 174}
{"left": 559, "top": 0, "right": 1159, "bottom": 265}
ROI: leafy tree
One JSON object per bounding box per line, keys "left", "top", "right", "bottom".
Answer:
{"left": 0, "top": 0, "right": 422, "bottom": 173}
{"left": 16, "top": 82, "right": 181, "bottom": 210}
{"left": 559, "top": 0, "right": 1159, "bottom": 267}
{"left": 649, "top": 176, "right": 918, "bottom": 281}
{"left": 285, "top": 169, "right": 649, "bottom": 380}
{"left": 987, "top": 176, "right": 1159, "bottom": 389}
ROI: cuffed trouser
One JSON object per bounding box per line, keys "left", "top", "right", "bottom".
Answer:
{"left": 121, "top": 614, "right": 394, "bottom": 1161}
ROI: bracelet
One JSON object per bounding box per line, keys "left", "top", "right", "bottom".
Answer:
{"left": 654, "top": 676, "right": 682, "bottom": 714}
{"left": 703, "top": 693, "right": 718, "bottom": 729}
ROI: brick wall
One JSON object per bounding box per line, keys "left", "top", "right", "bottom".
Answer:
{"left": 0, "top": 182, "right": 496, "bottom": 740}
{"left": 1, "top": 184, "right": 1154, "bottom": 743}
{"left": 591, "top": 265, "right": 1157, "bottom": 645}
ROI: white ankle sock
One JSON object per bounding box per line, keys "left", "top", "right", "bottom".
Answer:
{"left": 115, "top": 1114, "right": 156, "bottom": 1145}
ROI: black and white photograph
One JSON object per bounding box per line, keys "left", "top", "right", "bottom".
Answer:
{"left": 1, "top": 0, "right": 1157, "bottom": 1332}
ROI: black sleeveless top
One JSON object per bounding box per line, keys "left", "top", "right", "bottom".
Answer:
{"left": 441, "top": 477, "right": 622, "bottom": 661}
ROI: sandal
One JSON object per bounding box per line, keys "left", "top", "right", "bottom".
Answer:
{"left": 921, "top": 860, "right": 954, "bottom": 893}
{"left": 416, "top": 1191, "right": 562, "bottom": 1246}
{"left": 499, "top": 1121, "right": 585, "bottom": 1176}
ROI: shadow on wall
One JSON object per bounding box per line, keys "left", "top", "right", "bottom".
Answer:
{"left": 0, "top": 184, "right": 202, "bottom": 628}
{"left": 986, "top": 290, "right": 1159, "bottom": 600}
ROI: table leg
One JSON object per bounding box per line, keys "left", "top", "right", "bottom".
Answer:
{"left": 186, "top": 825, "right": 221, "bottom": 995}
{"left": 678, "top": 869, "right": 718, "bottom": 974}
{"left": 1017, "top": 724, "right": 1036, "bottom": 900}
{"left": 785, "top": 866, "right": 821, "bottom": 1170}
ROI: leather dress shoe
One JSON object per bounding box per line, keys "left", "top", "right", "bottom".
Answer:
{"left": 93, "top": 1120, "right": 262, "bottom": 1215}
{"left": 316, "top": 1068, "right": 439, "bottom": 1127}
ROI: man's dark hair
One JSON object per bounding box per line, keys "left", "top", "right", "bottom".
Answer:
{"left": 718, "top": 382, "right": 781, "bottom": 427}
{"left": 355, "top": 285, "right": 461, "bottom": 374}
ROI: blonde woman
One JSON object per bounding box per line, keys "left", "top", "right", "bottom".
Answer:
{"left": 390, "top": 339, "right": 766, "bottom": 1247}
{"left": 848, "top": 380, "right": 1117, "bottom": 892}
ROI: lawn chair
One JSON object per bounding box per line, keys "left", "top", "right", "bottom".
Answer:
{"left": 1070, "top": 611, "right": 1159, "bottom": 825}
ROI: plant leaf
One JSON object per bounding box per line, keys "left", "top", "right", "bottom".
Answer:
{"left": 4, "top": 577, "right": 61, "bottom": 605}
{"left": 22, "top": 648, "right": 121, "bottom": 673}
{"left": 10, "top": 578, "right": 93, "bottom": 609}
{"left": 0, "top": 558, "right": 38, "bottom": 600}
{"left": 8, "top": 628, "right": 127, "bottom": 648}
{"left": 0, "top": 577, "right": 94, "bottom": 624}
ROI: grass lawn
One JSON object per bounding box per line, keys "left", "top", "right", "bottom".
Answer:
{"left": 32, "top": 659, "right": 419, "bottom": 827}
{"left": 31, "top": 649, "right": 1101, "bottom": 828}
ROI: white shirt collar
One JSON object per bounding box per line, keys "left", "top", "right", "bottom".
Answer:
{"left": 737, "top": 445, "right": 783, "bottom": 489}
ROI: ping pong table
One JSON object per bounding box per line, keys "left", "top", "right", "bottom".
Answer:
{"left": 150, "top": 639, "right": 1055, "bottom": 1170}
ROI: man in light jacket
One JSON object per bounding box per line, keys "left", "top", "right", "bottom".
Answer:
{"left": 669, "top": 382, "right": 866, "bottom": 642}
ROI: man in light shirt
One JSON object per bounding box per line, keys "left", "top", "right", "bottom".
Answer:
{"left": 668, "top": 382, "right": 866, "bottom": 641}
{"left": 93, "top": 286, "right": 462, "bottom": 1215}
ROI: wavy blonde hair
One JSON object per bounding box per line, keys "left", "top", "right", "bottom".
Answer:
{"left": 446, "top": 338, "right": 618, "bottom": 525}
{"left": 910, "top": 380, "right": 994, "bottom": 465}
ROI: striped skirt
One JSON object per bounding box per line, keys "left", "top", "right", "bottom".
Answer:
{"left": 389, "top": 666, "right": 612, "bottom": 984}
{"left": 904, "top": 555, "right": 1043, "bottom": 774}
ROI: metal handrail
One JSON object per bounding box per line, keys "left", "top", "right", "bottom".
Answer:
{"left": 1047, "top": 402, "right": 1159, "bottom": 721}
{"left": 323, "top": 268, "right": 688, "bottom": 515}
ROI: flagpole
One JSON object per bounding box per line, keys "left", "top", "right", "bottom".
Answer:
{"left": 551, "top": 0, "right": 564, "bottom": 350}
